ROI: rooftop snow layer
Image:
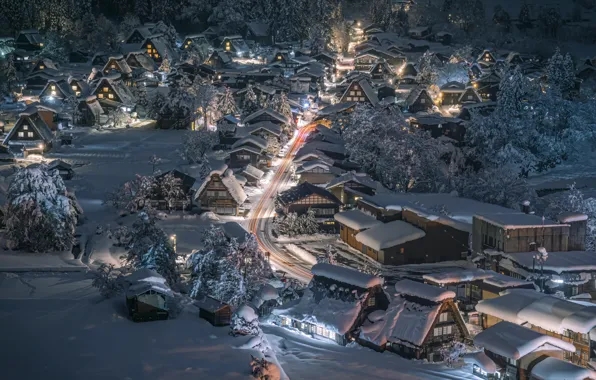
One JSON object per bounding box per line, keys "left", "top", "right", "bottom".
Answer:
{"left": 311, "top": 263, "right": 383, "bottom": 289}
{"left": 355, "top": 220, "right": 426, "bottom": 251}
{"left": 394, "top": 279, "right": 455, "bottom": 302}
{"left": 476, "top": 289, "right": 596, "bottom": 334}
{"left": 423, "top": 269, "right": 493, "bottom": 285}
{"left": 557, "top": 212, "right": 588, "bottom": 223}
{"left": 333, "top": 209, "right": 383, "bottom": 231}
{"left": 530, "top": 357, "right": 596, "bottom": 380}
{"left": 474, "top": 213, "right": 563, "bottom": 229}
{"left": 359, "top": 294, "right": 442, "bottom": 347}
{"left": 504, "top": 251, "right": 596, "bottom": 274}
{"left": 481, "top": 271, "right": 534, "bottom": 289}
{"left": 473, "top": 321, "right": 576, "bottom": 360}
{"left": 462, "top": 352, "right": 497, "bottom": 374}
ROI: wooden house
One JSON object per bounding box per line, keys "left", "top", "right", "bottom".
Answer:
{"left": 40, "top": 78, "right": 75, "bottom": 102}
{"left": 125, "top": 269, "right": 172, "bottom": 322}
{"left": 399, "top": 62, "right": 418, "bottom": 79}
{"left": 277, "top": 182, "right": 341, "bottom": 228}
{"left": 409, "top": 114, "right": 466, "bottom": 142}
{"left": 126, "top": 24, "right": 155, "bottom": 44}
{"left": 47, "top": 160, "right": 74, "bottom": 180}
{"left": 242, "top": 108, "right": 291, "bottom": 128}
{"left": 3, "top": 108, "right": 53, "bottom": 152}
{"left": 476, "top": 291, "right": 596, "bottom": 368}
{"left": 91, "top": 52, "right": 110, "bottom": 67}
{"left": 312, "top": 51, "right": 338, "bottom": 69}
{"left": 76, "top": 96, "right": 104, "bottom": 126}
{"left": 326, "top": 172, "right": 377, "bottom": 207}
{"left": 220, "top": 35, "right": 250, "bottom": 57}
{"left": 578, "top": 65, "right": 596, "bottom": 82}
{"left": 274, "top": 263, "right": 388, "bottom": 345}
{"left": 31, "top": 58, "right": 59, "bottom": 76}
{"left": 369, "top": 60, "right": 395, "bottom": 81}
{"left": 27, "top": 103, "right": 60, "bottom": 131}
{"left": 15, "top": 29, "right": 43, "bottom": 51}
{"left": 141, "top": 34, "right": 177, "bottom": 64}
{"left": 404, "top": 87, "right": 434, "bottom": 113}
{"left": 339, "top": 78, "right": 379, "bottom": 105}
{"left": 228, "top": 136, "right": 268, "bottom": 169}
{"left": 102, "top": 55, "right": 133, "bottom": 79}
{"left": 359, "top": 280, "right": 468, "bottom": 362}
{"left": 478, "top": 50, "right": 497, "bottom": 65}
{"left": 206, "top": 50, "right": 232, "bottom": 69}
{"left": 271, "top": 52, "right": 300, "bottom": 70}
{"left": 473, "top": 321, "right": 578, "bottom": 380}
{"left": 439, "top": 81, "right": 466, "bottom": 106}
{"left": 473, "top": 72, "right": 501, "bottom": 101}
{"left": 408, "top": 25, "right": 433, "bottom": 40}
{"left": 335, "top": 209, "right": 384, "bottom": 251}
{"left": 238, "top": 121, "right": 283, "bottom": 155}
{"left": 181, "top": 34, "right": 210, "bottom": 50}
{"left": 68, "top": 77, "right": 90, "bottom": 98}
{"left": 126, "top": 51, "right": 156, "bottom": 72}
{"left": 195, "top": 297, "right": 232, "bottom": 326}
{"left": 195, "top": 167, "right": 247, "bottom": 216}
{"left": 459, "top": 86, "right": 482, "bottom": 104}
{"left": 295, "top": 160, "right": 344, "bottom": 185}
{"left": 289, "top": 76, "right": 311, "bottom": 93}
{"left": 93, "top": 75, "right": 135, "bottom": 109}
{"left": 23, "top": 72, "right": 57, "bottom": 93}
{"left": 245, "top": 22, "right": 273, "bottom": 46}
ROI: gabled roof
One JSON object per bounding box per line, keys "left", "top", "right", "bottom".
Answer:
{"left": 144, "top": 34, "right": 178, "bottom": 61}
{"left": 221, "top": 169, "right": 247, "bottom": 204}
{"left": 41, "top": 78, "right": 75, "bottom": 98}
{"left": 295, "top": 160, "right": 343, "bottom": 175}
{"left": 34, "top": 58, "right": 58, "bottom": 71}
{"left": 194, "top": 296, "right": 230, "bottom": 312}
{"left": 93, "top": 76, "right": 135, "bottom": 105}
{"left": 18, "top": 29, "right": 43, "bottom": 44}
{"left": 242, "top": 107, "right": 290, "bottom": 125}
{"left": 341, "top": 77, "right": 379, "bottom": 105}
{"left": 277, "top": 182, "right": 341, "bottom": 206}
{"left": 241, "top": 164, "right": 264, "bottom": 181}
{"left": 316, "top": 102, "right": 357, "bottom": 117}
{"left": 126, "top": 51, "right": 155, "bottom": 72}
{"left": 127, "top": 26, "right": 154, "bottom": 42}
{"left": 440, "top": 81, "right": 466, "bottom": 92}
{"left": 334, "top": 209, "right": 383, "bottom": 231}
{"left": 355, "top": 220, "right": 426, "bottom": 251}
{"left": 231, "top": 135, "right": 268, "bottom": 150}
{"left": 326, "top": 171, "right": 377, "bottom": 190}
{"left": 405, "top": 87, "right": 431, "bottom": 107}
{"left": 3, "top": 109, "right": 54, "bottom": 145}
{"left": 104, "top": 56, "right": 132, "bottom": 75}
{"left": 312, "top": 263, "right": 383, "bottom": 289}
{"left": 246, "top": 22, "right": 270, "bottom": 37}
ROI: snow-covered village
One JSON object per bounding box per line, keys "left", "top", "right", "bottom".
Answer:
{"left": 2, "top": 0, "right": 596, "bottom": 379}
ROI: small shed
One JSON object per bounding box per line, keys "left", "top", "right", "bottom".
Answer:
{"left": 47, "top": 159, "right": 74, "bottom": 180}
{"left": 195, "top": 296, "right": 232, "bottom": 326}
{"left": 125, "top": 273, "right": 172, "bottom": 322}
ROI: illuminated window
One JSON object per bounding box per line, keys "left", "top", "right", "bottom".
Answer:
{"left": 39, "top": 43, "right": 44, "bottom": 47}
{"left": 39, "top": 65, "right": 45, "bottom": 69}
{"left": 147, "top": 44, "right": 152, "bottom": 48}
{"left": 400, "top": 247, "right": 405, "bottom": 254}
{"left": 98, "top": 93, "right": 104, "bottom": 98}
{"left": 155, "top": 54, "right": 159, "bottom": 59}
{"left": 356, "top": 91, "right": 362, "bottom": 96}
{"left": 439, "top": 312, "right": 448, "bottom": 323}
{"left": 23, "top": 125, "right": 28, "bottom": 130}
{"left": 103, "top": 87, "right": 109, "bottom": 92}
{"left": 76, "top": 91, "right": 81, "bottom": 96}
{"left": 346, "top": 97, "right": 352, "bottom": 101}
{"left": 51, "top": 85, "right": 56, "bottom": 90}
{"left": 349, "top": 91, "right": 355, "bottom": 96}
{"left": 71, "top": 85, "right": 77, "bottom": 91}
{"left": 367, "top": 296, "right": 376, "bottom": 307}
{"left": 27, "top": 132, "right": 34, "bottom": 138}
{"left": 18, "top": 132, "right": 24, "bottom": 137}
{"left": 108, "top": 94, "right": 114, "bottom": 99}
{"left": 111, "top": 64, "right": 116, "bottom": 69}
{"left": 51, "top": 91, "right": 56, "bottom": 96}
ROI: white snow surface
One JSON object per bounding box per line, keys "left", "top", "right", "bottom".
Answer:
{"left": 333, "top": 209, "right": 383, "bottom": 231}
{"left": 237, "top": 304, "right": 259, "bottom": 322}
{"left": 530, "top": 357, "right": 596, "bottom": 380}
{"left": 311, "top": 263, "right": 384, "bottom": 289}
{"left": 222, "top": 169, "right": 248, "bottom": 204}
{"left": 285, "top": 244, "right": 318, "bottom": 266}
{"left": 473, "top": 321, "right": 576, "bottom": 360}
{"left": 558, "top": 212, "right": 589, "bottom": 223}
{"left": 359, "top": 294, "right": 442, "bottom": 347}
{"left": 476, "top": 289, "right": 596, "bottom": 334}
{"left": 355, "top": 220, "right": 426, "bottom": 251}
{"left": 394, "top": 279, "right": 456, "bottom": 302}
{"left": 504, "top": 251, "right": 596, "bottom": 274}
{"left": 254, "top": 284, "right": 280, "bottom": 308}
{"left": 462, "top": 351, "right": 497, "bottom": 374}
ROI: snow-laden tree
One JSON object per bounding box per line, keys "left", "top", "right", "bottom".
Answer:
{"left": 92, "top": 263, "right": 123, "bottom": 298}
{"left": 179, "top": 128, "right": 219, "bottom": 164}
{"left": 183, "top": 41, "right": 210, "bottom": 65}
{"left": 449, "top": 45, "right": 474, "bottom": 64}
{"left": 546, "top": 48, "right": 576, "bottom": 94}
{"left": 126, "top": 212, "right": 177, "bottom": 284}
{"left": 417, "top": 51, "right": 439, "bottom": 85}
{"left": 109, "top": 174, "right": 157, "bottom": 212}
{"left": 538, "top": 7, "right": 562, "bottom": 38}
{"left": 132, "top": 85, "right": 149, "bottom": 109}
{"left": 231, "top": 305, "right": 260, "bottom": 336}
{"left": 318, "top": 244, "right": 337, "bottom": 264}
{"left": 187, "top": 225, "right": 272, "bottom": 306}
{"left": 119, "top": 13, "right": 141, "bottom": 42}
{"left": 272, "top": 210, "right": 320, "bottom": 237}
{"left": 369, "top": 0, "right": 393, "bottom": 31}
{"left": 157, "top": 172, "right": 186, "bottom": 212}
{"left": 242, "top": 85, "right": 261, "bottom": 117}
{"left": 492, "top": 5, "right": 512, "bottom": 32}
{"left": 208, "top": 0, "right": 251, "bottom": 34}
{"left": 158, "top": 54, "right": 171, "bottom": 73}
{"left": 5, "top": 166, "right": 79, "bottom": 252}
{"left": 0, "top": 54, "right": 17, "bottom": 94}
{"left": 268, "top": 92, "right": 294, "bottom": 127}
{"left": 518, "top": 3, "right": 532, "bottom": 28}
{"left": 447, "top": 0, "right": 485, "bottom": 33}
{"left": 189, "top": 82, "right": 218, "bottom": 129}
{"left": 216, "top": 87, "right": 238, "bottom": 117}
{"left": 177, "top": 0, "right": 212, "bottom": 24}
{"left": 152, "top": 21, "right": 178, "bottom": 47}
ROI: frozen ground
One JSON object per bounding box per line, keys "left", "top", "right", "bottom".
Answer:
{"left": 0, "top": 271, "right": 478, "bottom": 380}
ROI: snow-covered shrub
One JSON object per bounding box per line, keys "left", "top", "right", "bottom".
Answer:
{"left": 278, "top": 278, "right": 305, "bottom": 305}
{"left": 231, "top": 304, "right": 260, "bottom": 336}
{"left": 108, "top": 175, "right": 157, "bottom": 213}
{"left": 179, "top": 129, "right": 219, "bottom": 165}
{"left": 318, "top": 244, "right": 338, "bottom": 264}
{"left": 110, "top": 225, "right": 131, "bottom": 246}
{"left": 188, "top": 225, "right": 273, "bottom": 307}
{"left": 439, "top": 341, "right": 468, "bottom": 367}
{"left": 272, "top": 209, "right": 320, "bottom": 237}
{"left": 91, "top": 263, "right": 122, "bottom": 298}
{"left": 249, "top": 355, "right": 281, "bottom": 380}
{"left": 126, "top": 212, "right": 177, "bottom": 285}
{"left": 5, "top": 166, "right": 79, "bottom": 252}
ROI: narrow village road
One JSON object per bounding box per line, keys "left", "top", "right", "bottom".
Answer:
{"left": 248, "top": 124, "right": 316, "bottom": 284}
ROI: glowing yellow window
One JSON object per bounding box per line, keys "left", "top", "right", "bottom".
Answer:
{"left": 51, "top": 85, "right": 56, "bottom": 90}
{"left": 147, "top": 44, "right": 152, "bottom": 48}
{"left": 51, "top": 91, "right": 56, "bottom": 96}
{"left": 111, "top": 64, "right": 116, "bottom": 69}
{"left": 75, "top": 91, "right": 81, "bottom": 96}
{"left": 39, "top": 65, "right": 45, "bottom": 69}
{"left": 71, "top": 85, "right": 77, "bottom": 91}
{"left": 39, "top": 43, "right": 44, "bottom": 47}
{"left": 103, "top": 87, "right": 108, "bottom": 92}
{"left": 108, "top": 94, "right": 114, "bottom": 99}
{"left": 98, "top": 93, "right": 104, "bottom": 98}
{"left": 155, "top": 54, "right": 159, "bottom": 59}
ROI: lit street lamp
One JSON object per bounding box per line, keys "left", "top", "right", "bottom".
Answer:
{"left": 170, "top": 234, "right": 177, "bottom": 253}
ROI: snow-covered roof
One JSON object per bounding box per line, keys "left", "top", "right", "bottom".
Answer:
{"left": 474, "top": 321, "right": 576, "bottom": 360}
{"left": 316, "top": 102, "right": 357, "bottom": 117}
{"left": 363, "top": 193, "right": 532, "bottom": 233}
{"left": 359, "top": 293, "right": 442, "bottom": 347}
{"left": 246, "top": 22, "right": 270, "bottom": 37}
{"left": 326, "top": 172, "right": 378, "bottom": 191}
{"left": 195, "top": 296, "right": 229, "bottom": 312}
{"left": 274, "top": 287, "right": 362, "bottom": 335}
{"left": 558, "top": 212, "right": 588, "bottom": 223}
{"left": 124, "top": 268, "right": 172, "bottom": 298}
{"left": 394, "top": 279, "right": 455, "bottom": 302}
{"left": 241, "top": 164, "right": 264, "bottom": 180}
{"left": 334, "top": 209, "right": 383, "bottom": 231}
{"left": 254, "top": 284, "right": 279, "bottom": 308}
{"left": 504, "top": 250, "right": 596, "bottom": 274}
{"left": 278, "top": 182, "right": 341, "bottom": 206}
{"left": 481, "top": 271, "right": 534, "bottom": 289}
{"left": 355, "top": 220, "right": 426, "bottom": 251}
{"left": 123, "top": 268, "right": 166, "bottom": 285}
{"left": 474, "top": 213, "right": 563, "bottom": 229}
{"left": 423, "top": 269, "right": 493, "bottom": 285}
{"left": 221, "top": 169, "right": 247, "bottom": 204}
{"left": 231, "top": 135, "right": 268, "bottom": 150}
{"left": 462, "top": 352, "right": 497, "bottom": 374}
{"left": 242, "top": 108, "right": 290, "bottom": 125}
{"left": 311, "top": 263, "right": 384, "bottom": 289}
{"left": 222, "top": 221, "right": 249, "bottom": 244}
{"left": 530, "top": 357, "right": 596, "bottom": 380}
{"left": 476, "top": 289, "right": 596, "bottom": 334}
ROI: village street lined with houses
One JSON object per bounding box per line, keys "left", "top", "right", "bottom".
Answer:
{"left": 3, "top": 0, "right": 596, "bottom": 379}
